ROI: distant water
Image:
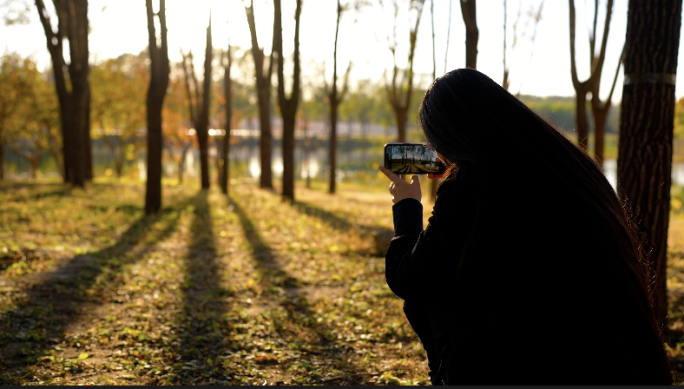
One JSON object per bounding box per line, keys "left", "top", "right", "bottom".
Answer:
{"left": 603, "top": 158, "right": 684, "bottom": 191}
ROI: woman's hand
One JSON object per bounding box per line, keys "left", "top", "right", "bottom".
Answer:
{"left": 379, "top": 166, "right": 422, "bottom": 204}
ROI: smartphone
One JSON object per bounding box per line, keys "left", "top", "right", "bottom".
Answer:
{"left": 383, "top": 143, "right": 446, "bottom": 175}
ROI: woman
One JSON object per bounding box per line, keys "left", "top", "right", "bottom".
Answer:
{"left": 379, "top": 69, "right": 673, "bottom": 385}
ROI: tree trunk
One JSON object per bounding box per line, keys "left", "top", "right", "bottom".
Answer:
{"left": 35, "top": 0, "right": 89, "bottom": 188}
{"left": 461, "top": 0, "right": 478, "bottom": 69}
{"left": 245, "top": 2, "right": 275, "bottom": 190}
{"left": 617, "top": 0, "right": 682, "bottom": 330}
{"left": 575, "top": 87, "right": 589, "bottom": 150}
{"left": 593, "top": 107, "right": 609, "bottom": 167}
{"left": 257, "top": 87, "right": 272, "bottom": 189}
{"left": 30, "top": 155, "right": 40, "bottom": 180}
{"left": 145, "top": 0, "right": 170, "bottom": 215}
{"left": 70, "top": 73, "right": 88, "bottom": 187}
{"left": 115, "top": 144, "right": 125, "bottom": 178}
{"left": 197, "top": 134, "right": 210, "bottom": 188}
{"left": 395, "top": 108, "right": 407, "bottom": 142}
{"left": 274, "top": 0, "right": 302, "bottom": 202}
{"left": 327, "top": 0, "right": 351, "bottom": 195}
{"left": 197, "top": 16, "right": 213, "bottom": 190}
{"left": 221, "top": 46, "right": 233, "bottom": 195}
{"left": 282, "top": 116, "right": 295, "bottom": 200}
{"left": 329, "top": 105, "right": 338, "bottom": 194}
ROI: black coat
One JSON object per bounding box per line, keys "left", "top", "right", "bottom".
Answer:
{"left": 385, "top": 173, "right": 672, "bottom": 385}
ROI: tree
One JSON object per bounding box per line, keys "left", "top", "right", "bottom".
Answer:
{"left": 568, "top": 0, "right": 614, "bottom": 152}
{"left": 502, "top": 0, "right": 544, "bottom": 92}
{"left": 384, "top": 0, "right": 425, "bottom": 144}
{"left": 325, "top": 0, "right": 352, "bottom": 194}
{"left": 244, "top": 0, "right": 276, "bottom": 189}
{"left": 460, "top": 0, "right": 478, "bottom": 69}
{"left": 220, "top": 45, "right": 233, "bottom": 194}
{"left": 144, "top": 0, "right": 170, "bottom": 215}
{"left": 273, "top": 0, "right": 303, "bottom": 202}
{"left": 34, "top": 0, "right": 91, "bottom": 187}
{"left": 180, "top": 16, "right": 213, "bottom": 190}
{"left": 617, "top": 0, "right": 682, "bottom": 330}
{"left": 91, "top": 54, "right": 148, "bottom": 178}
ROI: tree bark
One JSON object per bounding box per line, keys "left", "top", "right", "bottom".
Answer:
{"left": 328, "top": 103, "right": 338, "bottom": 194}
{"left": 593, "top": 107, "right": 608, "bottom": 165}
{"left": 245, "top": 1, "right": 275, "bottom": 190}
{"left": 574, "top": 88, "right": 589, "bottom": 149}
{"left": 274, "top": 0, "right": 302, "bottom": 202}
{"left": 221, "top": 46, "right": 233, "bottom": 195}
{"left": 460, "top": 0, "right": 478, "bottom": 69}
{"left": 327, "top": 0, "right": 351, "bottom": 194}
{"left": 591, "top": 45, "right": 623, "bottom": 168}
{"left": 144, "top": 0, "right": 170, "bottom": 215}
{"left": 394, "top": 108, "right": 408, "bottom": 144}
{"left": 34, "top": 0, "right": 89, "bottom": 188}
{"left": 617, "top": 0, "right": 682, "bottom": 331}
{"left": 196, "top": 15, "right": 213, "bottom": 190}
{"left": 115, "top": 142, "right": 125, "bottom": 178}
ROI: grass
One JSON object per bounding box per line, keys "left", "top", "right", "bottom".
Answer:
{"left": 0, "top": 179, "right": 682, "bottom": 385}
{"left": 0, "top": 180, "right": 436, "bottom": 385}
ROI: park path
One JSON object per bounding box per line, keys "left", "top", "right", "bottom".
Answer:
{"left": 0, "top": 183, "right": 431, "bottom": 385}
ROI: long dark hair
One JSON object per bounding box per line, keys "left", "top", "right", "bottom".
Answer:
{"left": 419, "top": 68, "right": 672, "bottom": 383}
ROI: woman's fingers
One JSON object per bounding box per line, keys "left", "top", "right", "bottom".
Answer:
{"left": 379, "top": 166, "right": 405, "bottom": 184}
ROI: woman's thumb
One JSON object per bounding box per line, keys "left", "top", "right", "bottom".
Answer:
{"left": 411, "top": 175, "right": 420, "bottom": 185}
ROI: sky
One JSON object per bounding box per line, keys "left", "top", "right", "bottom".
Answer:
{"left": 1, "top": 0, "right": 684, "bottom": 101}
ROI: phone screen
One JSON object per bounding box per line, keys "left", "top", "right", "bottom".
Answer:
{"left": 383, "top": 143, "right": 446, "bottom": 174}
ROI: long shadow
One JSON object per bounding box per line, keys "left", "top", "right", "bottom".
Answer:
{"left": 293, "top": 200, "right": 393, "bottom": 256}
{"left": 173, "top": 191, "right": 231, "bottom": 384}
{"left": 230, "top": 196, "right": 300, "bottom": 288}
{"left": 293, "top": 200, "right": 392, "bottom": 234}
{"left": 0, "top": 199, "right": 188, "bottom": 383}
{"left": 2, "top": 183, "right": 72, "bottom": 202}
{"left": 229, "top": 195, "right": 371, "bottom": 384}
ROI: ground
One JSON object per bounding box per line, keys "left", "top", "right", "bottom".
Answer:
{"left": 0, "top": 180, "right": 683, "bottom": 385}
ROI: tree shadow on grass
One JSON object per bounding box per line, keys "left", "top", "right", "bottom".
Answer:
{"left": 173, "top": 190, "right": 232, "bottom": 385}
{"left": 1, "top": 183, "right": 72, "bottom": 202}
{"left": 229, "top": 196, "right": 301, "bottom": 289}
{"left": 293, "top": 199, "right": 391, "bottom": 234}
{"left": 228, "top": 195, "right": 373, "bottom": 384}
{"left": 0, "top": 199, "right": 188, "bottom": 384}
{"left": 293, "top": 199, "right": 393, "bottom": 256}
